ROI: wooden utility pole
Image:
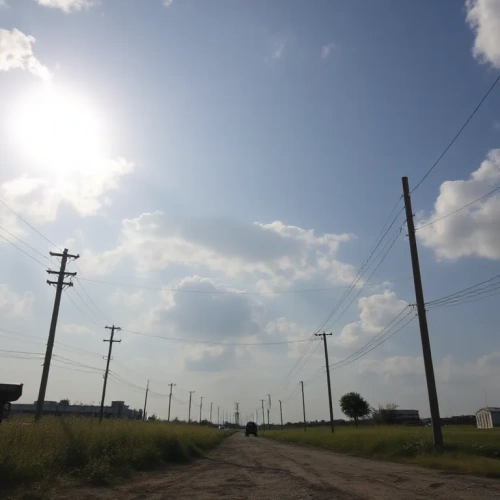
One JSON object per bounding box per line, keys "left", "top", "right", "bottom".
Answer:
{"left": 35, "top": 248, "right": 79, "bottom": 421}
{"left": 143, "top": 379, "right": 149, "bottom": 421}
{"left": 300, "top": 381, "right": 307, "bottom": 432}
{"left": 210, "top": 402, "right": 213, "bottom": 423}
{"left": 99, "top": 325, "right": 121, "bottom": 423}
{"left": 188, "top": 391, "right": 195, "bottom": 423}
{"left": 167, "top": 383, "right": 176, "bottom": 422}
{"left": 315, "top": 332, "right": 335, "bottom": 433}
{"left": 199, "top": 396, "right": 204, "bottom": 424}
{"left": 260, "top": 399, "right": 265, "bottom": 429}
{"left": 402, "top": 176, "right": 443, "bottom": 447}
{"left": 279, "top": 400, "right": 284, "bottom": 430}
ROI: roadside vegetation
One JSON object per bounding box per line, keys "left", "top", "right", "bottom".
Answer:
{"left": 0, "top": 417, "right": 228, "bottom": 492}
{"left": 264, "top": 426, "right": 500, "bottom": 477}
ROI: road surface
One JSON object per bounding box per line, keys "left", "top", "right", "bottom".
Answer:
{"left": 49, "top": 432, "right": 500, "bottom": 500}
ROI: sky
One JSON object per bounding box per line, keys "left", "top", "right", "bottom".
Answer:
{"left": 0, "top": 0, "right": 499, "bottom": 424}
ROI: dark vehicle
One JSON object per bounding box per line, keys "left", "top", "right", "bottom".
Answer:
{"left": 245, "top": 421, "right": 258, "bottom": 437}
{"left": 0, "top": 383, "right": 23, "bottom": 424}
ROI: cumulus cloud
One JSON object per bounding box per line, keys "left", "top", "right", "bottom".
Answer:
{"left": 85, "top": 212, "right": 356, "bottom": 289}
{"left": 185, "top": 346, "right": 239, "bottom": 372}
{"left": 34, "top": 0, "right": 97, "bottom": 13}
{"left": 0, "top": 158, "right": 134, "bottom": 225}
{"left": 417, "top": 149, "right": 500, "bottom": 260}
{"left": 163, "top": 0, "right": 173, "bottom": 6}
{"left": 336, "top": 291, "right": 409, "bottom": 346}
{"left": 466, "top": 0, "right": 500, "bottom": 68}
{"left": 321, "top": 42, "right": 336, "bottom": 59}
{"left": 359, "top": 355, "right": 424, "bottom": 378}
{"left": 0, "top": 284, "right": 34, "bottom": 316}
{"left": 148, "top": 276, "right": 263, "bottom": 342}
{"left": 0, "top": 1, "right": 8, "bottom": 8}
{"left": 109, "top": 290, "right": 144, "bottom": 308}
{"left": 0, "top": 29, "right": 51, "bottom": 81}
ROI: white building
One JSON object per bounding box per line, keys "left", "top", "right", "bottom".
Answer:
{"left": 475, "top": 407, "right": 500, "bottom": 429}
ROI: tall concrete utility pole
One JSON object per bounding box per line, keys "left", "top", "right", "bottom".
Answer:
{"left": 402, "top": 176, "right": 443, "bottom": 447}
{"left": 167, "top": 383, "right": 176, "bottom": 422}
{"left": 279, "top": 400, "right": 284, "bottom": 430}
{"left": 235, "top": 402, "right": 239, "bottom": 426}
{"left": 260, "top": 399, "right": 265, "bottom": 429}
{"left": 300, "top": 381, "right": 307, "bottom": 432}
{"left": 210, "top": 402, "right": 213, "bottom": 423}
{"left": 99, "top": 325, "right": 121, "bottom": 423}
{"left": 35, "top": 248, "right": 79, "bottom": 421}
{"left": 199, "top": 396, "right": 204, "bottom": 424}
{"left": 143, "top": 379, "right": 149, "bottom": 421}
{"left": 315, "top": 332, "right": 335, "bottom": 433}
{"left": 188, "top": 391, "right": 195, "bottom": 423}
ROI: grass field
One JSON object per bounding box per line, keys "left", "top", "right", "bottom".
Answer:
{"left": 0, "top": 417, "right": 227, "bottom": 491}
{"left": 264, "top": 426, "right": 500, "bottom": 477}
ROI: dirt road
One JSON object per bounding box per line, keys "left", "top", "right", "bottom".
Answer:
{"left": 50, "top": 432, "right": 500, "bottom": 500}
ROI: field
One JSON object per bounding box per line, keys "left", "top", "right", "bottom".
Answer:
{"left": 264, "top": 425, "right": 500, "bottom": 477}
{"left": 0, "top": 417, "right": 227, "bottom": 492}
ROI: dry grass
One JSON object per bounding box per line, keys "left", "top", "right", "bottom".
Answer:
{"left": 0, "top": 417, "right": 227, "bottom": 490}
{"left": 264, "top": 426, "right": 500, "bottom": 477}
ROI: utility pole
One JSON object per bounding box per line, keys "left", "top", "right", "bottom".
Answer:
{"left": 199, "top": 396, "right": 204, "bottom": 424}
{"left": 143, "top": 379, "right": 149, "bottom": 421}
{"left": 210, "top": 402, "right": 213, "bottom": 423}
{"left": 402, "top": 177, "right": 443, "bottom": 447}
{"left": 35, "top": 248, "right": 79, "bottom": 421}
{"left": 235, "top": 402, "right": 239, "bottom": 426}
{"left": 279, "top": 400, "right": 284, "bottom": 430}
{"left": 301, "top": 381, "right": 307, "bottom": 432}
{"left": 167, "top": 383, "right": 176, "bottom": 422}
{"left": 217, "top": 406, "right": 220, "bottom": 425}
{"left": 99, "top": 325, "right": 121, "bottom": 423}
{"left": 260, "top": 399, "right": 265, "bottom": 429}
{"left": 267, "top": 408, "right": 270, "bottom": 429}
{"left": 315, "top": 332, "right": 335, "bottom": 433}
{"left": 188, "top": 391, "right": 195, "bottom": 423}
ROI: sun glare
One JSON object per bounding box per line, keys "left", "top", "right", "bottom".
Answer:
{"left": 12, "top": 86, "right": 103, "bottom": 174}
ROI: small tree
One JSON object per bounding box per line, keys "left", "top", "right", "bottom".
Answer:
{"left": 372, "top": 403, "right": 399, "bottom": 425}
{"left": 339, "top": 392, "right": 370, "bottom": 427}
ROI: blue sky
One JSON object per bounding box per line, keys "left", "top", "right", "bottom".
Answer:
{"left": 0, "top": 0, "right": 499, "bottom": 423}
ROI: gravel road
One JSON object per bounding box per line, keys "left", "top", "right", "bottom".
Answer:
{"left": 49, "top": 432, "right": 500, "bottom": 500}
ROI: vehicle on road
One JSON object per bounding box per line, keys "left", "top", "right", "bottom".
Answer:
{"left": 218, "top": 425, "right": 227, "bottom": 432}
{"left": 245, "top": 421, "right": 258, "bottom": 437}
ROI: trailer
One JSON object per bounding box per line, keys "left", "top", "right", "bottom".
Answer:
{"left": 0, "top": 384, "right": 23, "bottom": 423}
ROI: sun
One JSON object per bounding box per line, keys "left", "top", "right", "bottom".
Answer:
{"left": 12, "top": 85, "right": 104, "bottom": 175}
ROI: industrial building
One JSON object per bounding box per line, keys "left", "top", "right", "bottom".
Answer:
{"left": 393, "top": 409, "right": 420, "bottom": 424}
{"left": 10, "top": 400, "right": 142, "bottom": 419}
{"left": 475, "top": 407, "right": 500, "bottom": 429}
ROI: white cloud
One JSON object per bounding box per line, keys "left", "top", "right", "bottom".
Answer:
{"left": 0, "top": 1, "right": 9, "bottom": 9}
{"left": 0, "top": 284, "right": 34, "bottom": 316}
{"left": 0, "top": 157, "right": 134, "bottom": 225}
{"left": 61, "top": 324, "right": 96, "bottom": 336}
{"left": 321, "top": 42, "right": 336, "bottom": 59}
{"left": 417, "top": 149, "right": 500, "bottom": 260}
{"left": 109, "top": 290, "right": 144, "bottom": 308}
{"left": 466, "top": 0, "right": 500, "bottom": 68}
{"left": 336, "top": 291, "right": 409, "bottom": 346}
{"left": 34, "top": 0, "right": 97, "bottom": 13}
{"left": 84, "top": 212, "right": 356, "bottom": 289}
{"left": 359, "top": 355, "right": 424, "bottom": 378}
{"left": 163, "top": 0, "right": 173, "bottom": 6}
{"left": 0, "top": 29, "right": 51, "bottom": 81}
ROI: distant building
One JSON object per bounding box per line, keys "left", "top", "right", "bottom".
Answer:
{"left": 393, "top": 409, "right": 420, "bottom": 424}
{"left": 10, "top": 400, "right": 142, "bottom": 419}
{"left": 475, "top": 407, "right": 500, "bottom": 429}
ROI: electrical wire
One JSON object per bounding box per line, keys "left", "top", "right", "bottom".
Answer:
{"left": 415, "top": 185, "right": 500, "bottom": 230}
{"left": 411, "top": 74, "right": 500, "bottom": 193}
{"left": 63, "top": 289, "right": 103, "bottom": 329}
{"left": 0, "top": 230, "right": 49, "bottom": 268}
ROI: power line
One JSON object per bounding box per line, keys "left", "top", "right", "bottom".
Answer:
{"left": 0, "top": 230, "right": 49, "bottom": 268}
{"left": 411, "top": 74, "right": 500, "bottom": 193}
{"left": 415, "top": 185, "right": 500, "bottom": 230}
{"left": 0, "top": 224, "right": 50, "bottom": 261}
{"left": 63, "top": 289, "right": 103, "bottom": 329}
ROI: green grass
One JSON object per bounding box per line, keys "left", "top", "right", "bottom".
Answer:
{"left": 264, "top": 426, "right": 500, "bottom": 477}
{"left": 0, "top": 417, "right": 227, "bottom": 491}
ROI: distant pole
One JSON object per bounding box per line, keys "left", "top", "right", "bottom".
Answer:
{"left": 300, "top": 381, "right": 307, "bottom": 432}
{"left": 188, "top": 391, "right": 195, "bottom": 423}
{"left": 260, "top": 399, "right": 265, "bottom": 429}
{"left": 267, "top": 408, "right": 270, "bottom": 429}
{"left": 99, "top": 325, "right": 121, "bottom": 423}
{"left": 402, "top": 176, "right": 443, "bottom": 447}
{"left": 315, "top": 332, "right": 335, "bottom": 433}
{"left": 167, "top": 383, "right": 176, "bottom": 422}
{"left": 199, "top": 396, "right": 204, "bottom": 424}
{"left": 35, "top": 248, "right": 79, "bottom": 421}
{"left": 279, "top": 400, "right": 284, "bottom": 430}
{"left": 143, "top": 379, "right": 149, "bottom": 421}
{"left": 210, "top": 402, "right": 213, "bottom": 423}
{"left": 217, "top": 406, "right": 220, "bottom": 425}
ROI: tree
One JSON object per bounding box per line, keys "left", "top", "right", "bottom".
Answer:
{"left": 339, "top": 392, "right": 370, "bottom": 427}
{"left": 372, "top": 403, "right": 399, "bottom": 425}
